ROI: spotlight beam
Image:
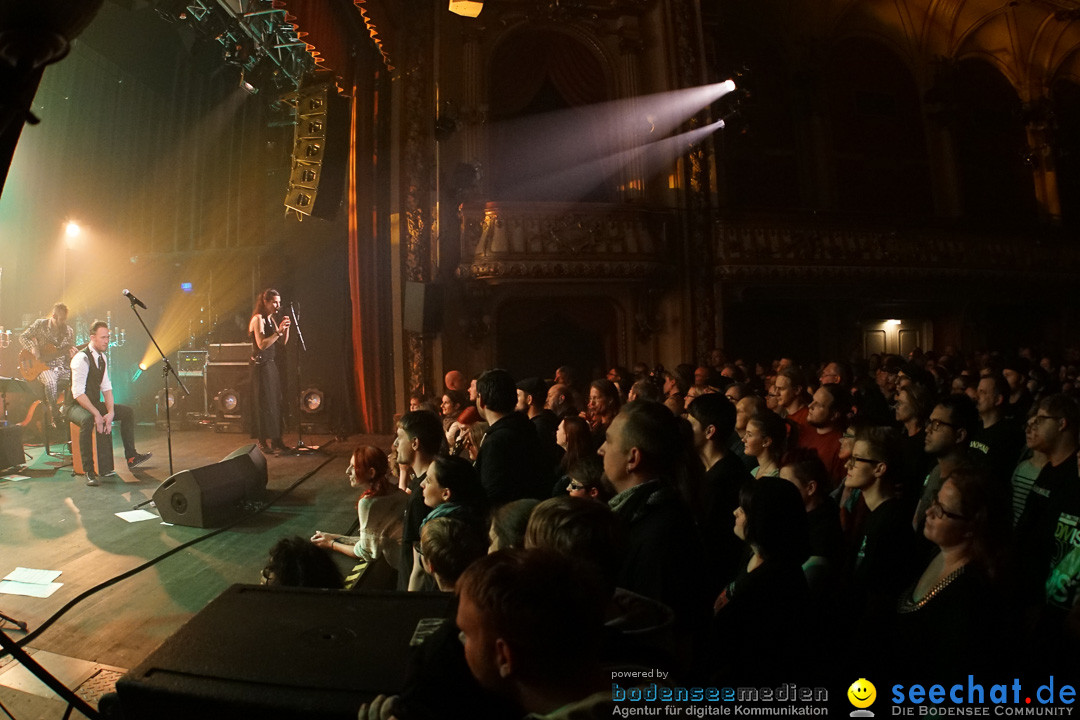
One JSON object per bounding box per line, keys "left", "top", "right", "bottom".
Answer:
{"left": 507, "top": 120, "right": 726, "bottom": 201}
{"left": 489, "top": 81, "right": 735, "bottom": 193}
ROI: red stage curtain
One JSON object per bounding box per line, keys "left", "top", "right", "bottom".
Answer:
{"left": 489, "top": 29, "right": 608, "bottom": 117}
{"left": 281, "top": 0, "right": 352, "bottom": 86}
{"left": 346, "top": 67, "right": 390, "bottom": 432}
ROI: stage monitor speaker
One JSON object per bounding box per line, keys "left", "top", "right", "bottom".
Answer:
{"left": 0, "top": 424, "right": 22, "bottom": 472}
{"left": 153, "top": 444, "right": 267, "bottom": 528}
{"left": 403, "top": 281, "right": 443, "bottom": 334}
{"left": 115, "top": 585, "right": 451, "bottom": 720}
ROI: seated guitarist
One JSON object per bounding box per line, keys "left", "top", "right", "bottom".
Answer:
{"left": 19, "top": 303, "right": 77, "bottom": 413}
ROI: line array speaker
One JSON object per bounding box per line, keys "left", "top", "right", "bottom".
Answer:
{"left": 283, "top": 83, "right": 350, "bottom": 221}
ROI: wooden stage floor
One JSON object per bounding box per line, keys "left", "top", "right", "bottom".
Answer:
{"left": 0, "top": 423, "right": 393, "bottom": 718}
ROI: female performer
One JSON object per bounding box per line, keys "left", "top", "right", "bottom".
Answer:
{"left": 250, "top": 288, "right": 291, "bottom": 454}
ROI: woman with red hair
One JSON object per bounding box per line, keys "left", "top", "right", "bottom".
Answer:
{"left": 311, "top": 445, "right": 408, "bottom": 574}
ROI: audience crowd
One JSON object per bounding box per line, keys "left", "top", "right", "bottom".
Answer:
{"left": 261, "top": 347, "right": 1080, "bottom": 718}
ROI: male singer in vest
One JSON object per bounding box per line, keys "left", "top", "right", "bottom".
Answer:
{"left": 67, "top": 321, "right": 152, "bottom": 486}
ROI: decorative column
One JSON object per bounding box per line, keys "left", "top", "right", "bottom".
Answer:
{"left": 670, "top": 0, "right": 716, "bottom": 363}
{"left": 617, "top": 19, "right": 646, "bottom": 201}
{"left": 400, "top": 3, "right": 437, "bottom": 398}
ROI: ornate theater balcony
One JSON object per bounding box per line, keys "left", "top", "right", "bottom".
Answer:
{"left": 712, "top": 215, "right": 1080, "bottom": 284}
{"left": 456, "top": 201, "right": 672, "bottom": 283}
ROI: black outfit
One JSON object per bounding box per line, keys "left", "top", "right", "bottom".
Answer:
{"left": 700, "top": 453, "right": 753, "bottom": 593}
{"left": 474, "top": 412, "right": 549, "bottom": 505}
{"left": 806, "top": 496, "right": 845, "bottom": 561}
{"left": 710, "top": 559, "right": 812, "bottom": 683}
{"left": 610, "top": 481, "right": 709, "bottom": 638}
{"left": 1028, "top": 476, "right": 1080, "bottom": 679}
{"left": 530, "top": 408, "right": 559, "bottom": 446}
{"left": 394, "top": 598, "right": 520, "bottom": 720}
{"left": 531, "top": 410, "right": 563, "bottom": 484}
{"left": 1016, "top": 452, "right": 1079, "bottom": 604}
{"left": 897, "top": 429, "right": 933, "bottom": 514}
{"left": 398, "top": 471, "right": 432, "bottom": 591}
{"left": 969, "top": 418, "right": 1026, "bottom": 488}
{"left": 66, "top": 348, "right": 137, "bottom": 468}
{"left": 889, "top": 566, "right": 1015, "bottom": 680}
{"left": 250, "top": 315, "right": 284, "bottom": 445}
{"left": 847, "top": 497, "right": 923, "bottom": 631}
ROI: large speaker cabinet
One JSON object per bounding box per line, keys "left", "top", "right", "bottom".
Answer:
{"left": 115, "top": 585, "right": 451, "bottom": 720}
{"left": 152, "top": 445, "right": 267, "bottom": 528}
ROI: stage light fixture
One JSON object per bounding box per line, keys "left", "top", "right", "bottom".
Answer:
{"left": 449, "top": 0, "right": 483, "bottom": 17}
{"left": 300, "top": 387, "right": 324, "bottom": 414}
{"left": 214, "top": 389, "right": 240, "bottom": 414}
{"left": 65, "top": 221, "right": 81, "bottom": 237}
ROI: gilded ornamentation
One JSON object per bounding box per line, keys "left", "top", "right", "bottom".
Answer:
{"left": 713, "top": 217, "right": 1080, "bottom": 281}
{"left": 456, "top": 202, "right": 671, "bottom": 281}
{"left": 401, "top": 11, "right": 434, "bottom": 394}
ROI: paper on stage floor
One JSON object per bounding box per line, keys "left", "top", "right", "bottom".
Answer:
{"left": 1, "top": 567, "right": 64, "bottom": 598}
{"left": 0, "top": 580, "right": 63, "bottom": 598}
{"left": 4, "top": 568, "right": 62, "bottom": 584}
{"left": 0, "top": 474, "right": 30, "bottom": 481}
{"left": 115, "top": 509, "right": 158, "bottom": 523}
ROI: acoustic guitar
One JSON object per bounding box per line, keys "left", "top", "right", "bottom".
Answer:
{"left": 18, "top": 343, "right": 70, "bottom": 381}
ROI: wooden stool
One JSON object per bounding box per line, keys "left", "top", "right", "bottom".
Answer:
{"left": 69, "top": 422, "right": 115, "bottom": 475}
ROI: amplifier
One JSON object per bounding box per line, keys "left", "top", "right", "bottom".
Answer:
{"left": 177, "top": 351, "right": 208, "bottom": 377}
{"left": 209, "top": 343, "right": 251, "bottom": 364}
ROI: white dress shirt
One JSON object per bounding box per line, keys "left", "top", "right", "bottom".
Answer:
{"left": 70, "top": 347, "right": 111, "bottom": 399}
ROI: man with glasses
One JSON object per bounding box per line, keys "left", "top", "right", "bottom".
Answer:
{"left": 912, "top": 395, "right": 978, "bottom": 534}
{"left": 1014, "top": 394, "right": 1080, "bottom": 676}
{"left": 843, "top": 425, "right": 919, "bottom": 623}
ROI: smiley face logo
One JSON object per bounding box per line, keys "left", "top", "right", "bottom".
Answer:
{"left": 847, "top": 678, "right": 876, "bottom": 709}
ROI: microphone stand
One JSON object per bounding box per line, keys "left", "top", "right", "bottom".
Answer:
{"left": 128, "top": 297, "right": 188, "bottom": 476}
{"left": 288, "top": 302, "right": 321, "bottom": 454}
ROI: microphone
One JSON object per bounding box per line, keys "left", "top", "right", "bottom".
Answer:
{"left": 123, "top": 289, "right": 147, "bottom": 309}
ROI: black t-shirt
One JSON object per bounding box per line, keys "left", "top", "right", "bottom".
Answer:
{"left": 806, "top": 496, "right": 844, "bottom": 561}
{"left": 475, "top": 413, "right": 550, "bottom": 505}
{"left": 848, "top": 498, "right": 922, "bottom": 622}
{"left": 395, "top": 597, "right": 520, "bottom": 720}
{"left": 1016, "top": 453, "right": 1079, "bottom": 602}
{"left": 889, "top": 567, "right": 1014, "bottom": 681}
{"left": 969, "top": 418, "right": 1026, "bottom": 487}
{"left": 710, "top": 559, "right": 811, "bottom": 683}
{"left": 398, "top": 471, "right": 429, "bottom": 591}
{"left": 897, "top": 430, "right": 934, "bottom": 512}
{"left": 701, "top": 453, "right": 753, "bottom": 592}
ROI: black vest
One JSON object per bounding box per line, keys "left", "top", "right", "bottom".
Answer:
{"left": 83, "top": 348, "right": 105, "bottom": 402}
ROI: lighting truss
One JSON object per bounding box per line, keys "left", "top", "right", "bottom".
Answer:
{"left": 157, "top": 0, "right": 314, "bottom": 94}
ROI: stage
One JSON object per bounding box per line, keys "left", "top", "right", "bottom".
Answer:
{"left": 0, "top": 423, "right": 392, "bottom": 718}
